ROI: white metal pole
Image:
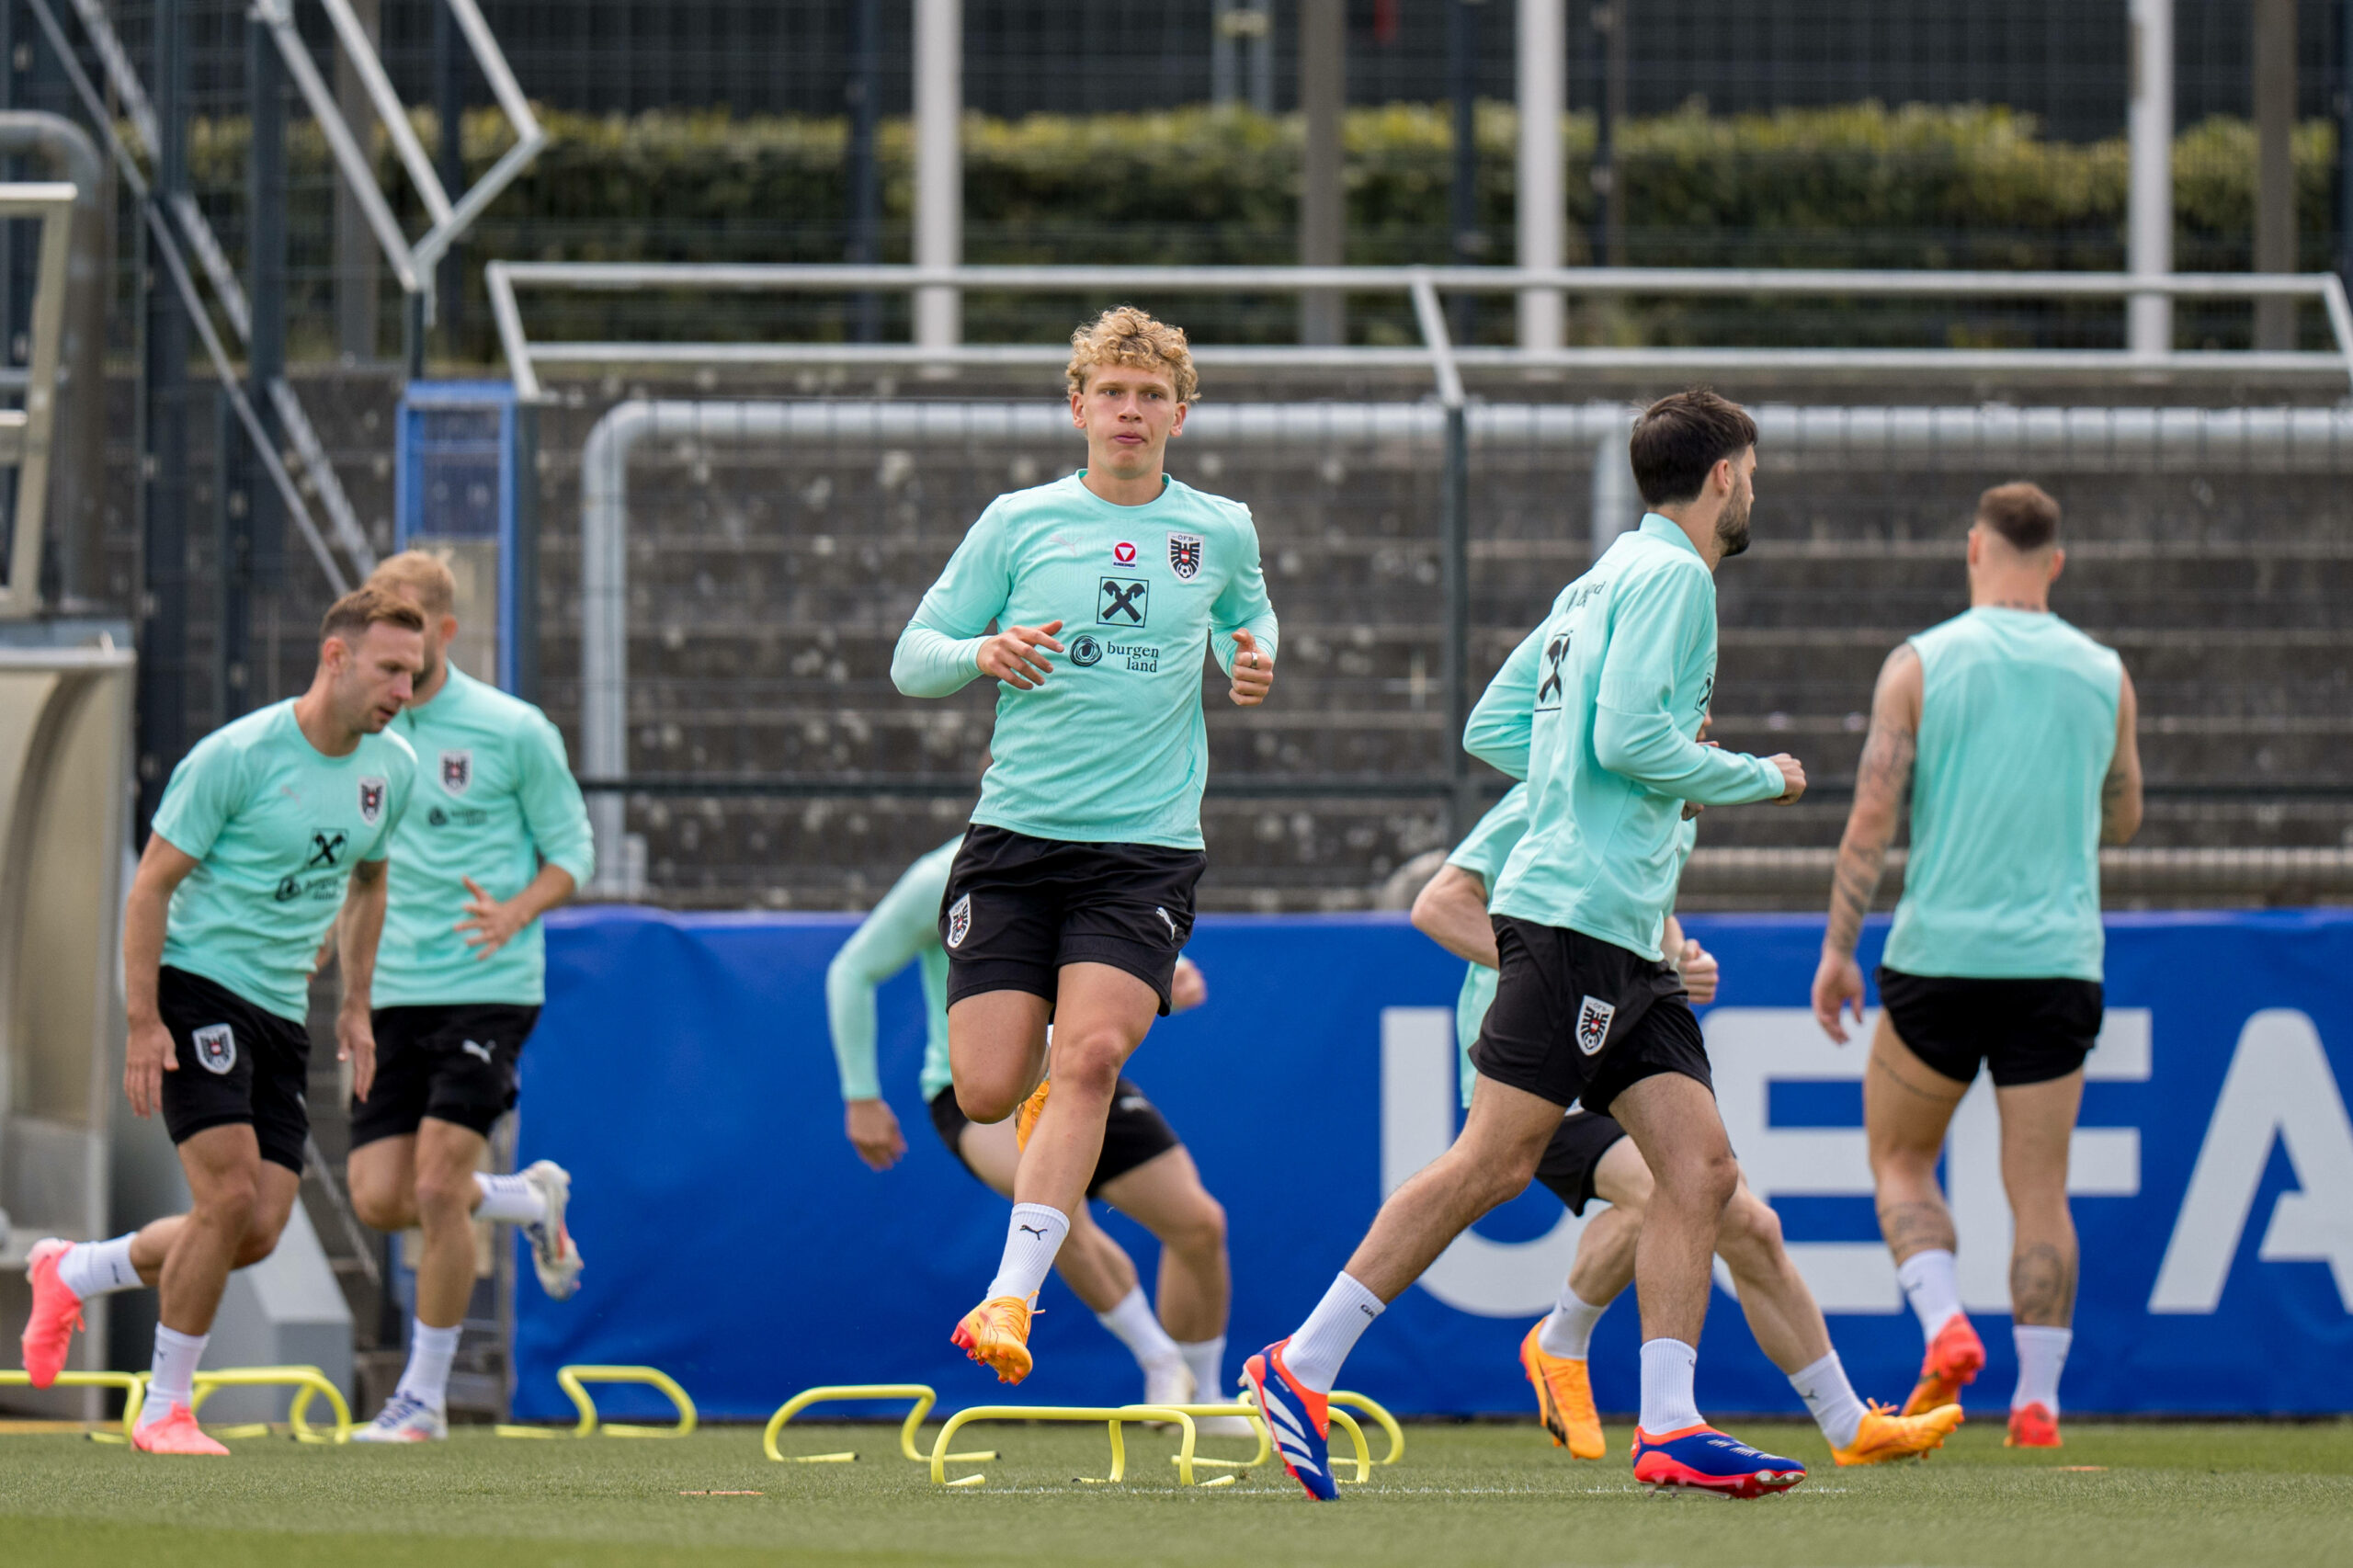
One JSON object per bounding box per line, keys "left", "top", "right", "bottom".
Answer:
{"left": 1517, "top": 0, "right": 1563, "bottom": 349}
{"left": 2129, "top": 0, "right": 2173, "bottom": 357}
{"left": 915, "top": 0, "right": 961, "bottom": 350}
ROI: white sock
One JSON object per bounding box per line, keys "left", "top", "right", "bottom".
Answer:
{"left": 2012, "top": 1325, "right": 2072, "bottom": 1415}
{"left": 1638, "top": 1337, "right": 1704, "bottom": 1435}
{"left": 57, "top": 1234, "right": 142, "bottom": 1300}
{"left": 1094, "top": 1285, "right": 1183, "bottom": 1373}
{"left": 1281, "top": 1272, "right": 1384, "bottom": 1395}
{"left": 984, "top": 1204, "right": 1070, "bottom": 1302}
{"left": 1895, "top": 1249, "right": 1963, "bottom": 1341}
{"left": 1538, "top": 1283, "right": 1609, "bottom": 1359}
{"left": 395, "top": 1321, "right": 462, "bottom": 1411}
{"left": 472, "top": 1171, "right": 546, "bottom": 1226}
{"left": 1177, "top": 1336, "right": 1226, "bottom": 1403}
{"left": 139, "top": 1325, "right": 208, "bottom": 1426}
{"left": 1788, "top": 1351, "right": 1868, "bottom": 1448}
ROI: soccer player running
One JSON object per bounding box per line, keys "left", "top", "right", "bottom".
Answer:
{"left": 19, "top": 589, "right": 423, "bottom": 1455}
{"left": 892, "top": 307, "right": 1276, "bottom": 1385}
{"left": 826, "top": 836, "right": 1246, "bottom": 1426}
{"left": 342, "top": 551, "right": 596, "bottom": 1442}
{"left": 1246, "top": 389, "right": 1809, "bottom": 1503}
{"left": 1414, "top": 780, "right": 1961, "bottom": 1467}
{"left": 1813, "top": 482, "right": 2142, "bottom": 1450}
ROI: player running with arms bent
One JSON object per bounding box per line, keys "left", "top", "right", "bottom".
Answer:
{"left": 1245, "top": 390, "right": 1808, "bottom": 1502}
{"left": 826, "top": 837, "right": 1243, "bottom": 1420}
{"left": 891, "top": 307, "right": 1276, "bottom": 1384}
{"left": 1416, "top": 782, "right": 1959, "bottom": 1467}
{"left": 343, "top": 551, "right": 596, "bottom": 1442}
{"left": 21, "top": 589, "right": 422, "bottom": 1454}
{"left": 1813, "top": 482, "right": 2142, "bottom": 1449}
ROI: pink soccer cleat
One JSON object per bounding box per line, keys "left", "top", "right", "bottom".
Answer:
{"left": 20, "top": 1238, "right": 85, "bottom": 1389}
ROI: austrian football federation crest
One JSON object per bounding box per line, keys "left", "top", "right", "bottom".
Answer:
{"left": 439, "top": 749, "right": 473, "bottom": 795}
{"left": 1574, "top": 995, "right": 1617, "bottom": 1056}
{"left": 946, "top": 893, "right": 972, "bottom": 949}
{"left": 358, "top": 776, "right": 387, "bottom": 824}
{"left": 1166, "top": 531, "right": 1204, "bottom": 581}
{"left": 193, "top": 1023, "right": 237, "bottom": 1075}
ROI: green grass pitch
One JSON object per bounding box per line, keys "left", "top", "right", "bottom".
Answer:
{"left": 4, "top": 1419, "right": 2350, "bottom": 1567}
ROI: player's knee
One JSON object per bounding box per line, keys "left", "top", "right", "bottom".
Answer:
{"left": 1718, "top": 1191, "right": 1783, "bottom": 1264}
{"left": 350, "top": 1182, "right": 404, "bottom": 1233}
{"left": 195, "top": 1170, "right": 260, "bottom": 1234}
{"left": 955, "top": 1082, "right": 1018, "bottom": 1126}
{"left": 1661, "top": 1144, "right": 1739, "bottom": 1213}
{"left": 1051, "top": 1029, "right": 1127, "bottom": 1100}
{"left": 231, "top": 1211, "right": 289, "bottom": 1268}
{"left": 414, "top": 1165, "right": 477, "bottom": 1226}
{"left": 1165, "top": 1193, "right": 1227, "bottom": 1259}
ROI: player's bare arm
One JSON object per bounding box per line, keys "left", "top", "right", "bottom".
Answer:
{"left": 1813, "top": 643, "right": 1922, "bottom": 1040}
{"left": 121, "top": 835, "right": 200, "bottom": 1119}
{"left": 337, "top": 858, "right": 392, "bottom": 1101}
{"left": 2101, "top": 664, "right": 2143, "bottom": 845}
{"left": 1411, "top": 864, "right": 1498, "bottom": 967}
{"left": 846, "top": 1098, "right": 907, "bottom": 1171}
{"left": 1228, "top": 628, "right": 1274, "bottom": 706}
{"left": 458, "top": 864, "right": 579, "bottom": 960}
{"left": 977, "top": 619, "right": 1065, "bottom": 690}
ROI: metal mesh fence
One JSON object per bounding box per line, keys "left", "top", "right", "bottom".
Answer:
{"left": 523, "top": 372, "right": 2353, "bottom": 911}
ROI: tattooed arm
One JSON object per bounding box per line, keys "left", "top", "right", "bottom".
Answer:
{"left": 1812, "top": 643, "right": 1922, "bottom": 1043}
{"left": 2100, "top": 663, "right": 2143, "bottom": 845}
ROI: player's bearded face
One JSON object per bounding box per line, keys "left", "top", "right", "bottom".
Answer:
{"left": 1714, "top": 460, "right": 1755, "bottom": 559}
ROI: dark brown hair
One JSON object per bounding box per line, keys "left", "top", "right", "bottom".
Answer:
{"left": 319, "top": 585, "right": 426, "bottom": 645}
{"left": 1629, "top": 388, "right": 1759, "bottom": 507}
{"left": 1977, "top": 481, "right": 2061, "bottom": 552}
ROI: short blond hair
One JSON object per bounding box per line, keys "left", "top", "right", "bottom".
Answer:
{"left": 320, "top": 585, "right": 425, "bottom": 645}
{"left": 368, "top": 549, "right": 457, "bottom": 619}
{"left": 1065, "top": 305, "right": 1199, "bottom": 404}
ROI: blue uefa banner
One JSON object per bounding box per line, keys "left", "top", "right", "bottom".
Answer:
{"left": 513, "top": 907, "right": 2353, "bottom": 1421}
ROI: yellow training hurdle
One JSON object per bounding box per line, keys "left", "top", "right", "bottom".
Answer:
{"left": 494, "top": 1365, "right": 696, "bottom": 1438}
{"left": 1330, "top": 1391, "right": 1404, "bottom": 1466}
{"left": 0, "top": 1369, "right": 145, "bottom": 1444}
{"left": 927, "top": 1404, "right": 1207, "bottom": 1486}
{"left": 189, "top": 1366, "right": 354, "bottom": 1444}
{"left": 761, "top": 1382, "right": 996, "bottom": 1464}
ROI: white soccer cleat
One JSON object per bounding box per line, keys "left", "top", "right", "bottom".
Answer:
{"left": 520, "top": 1159, "right": 584, "bottom": 1300}
{"left": 349, "top": 1392, "right": 448, "bottom": 1443}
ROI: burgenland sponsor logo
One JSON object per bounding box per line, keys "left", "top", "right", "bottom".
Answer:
{"left": 1069, "top": 633, "right": 1104, "bottom": 667}
{"left": 427, "top": 804, "right": 492, "bottom": 828}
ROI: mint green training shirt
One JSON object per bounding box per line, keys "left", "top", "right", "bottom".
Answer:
{"left": 891, "top": 472, "right": 1279, "bottom": 849}
{"left": 1882, "top": 607, "right": 2122, "bottom": 983}
{"left": 373, "top": 666, "right": 597, "bottom": 1008}
{"left": 826, "top": 837, "right": 961, "bottom": 1103}
{"left": 1447, "top": 789, "right": 1696, "bottom": 1107}
{"left": 1466, "top": 514, "right": 1783, "bottom": 960}
{"left": 153, "top": 700, "right": 419, "bottom": 1022}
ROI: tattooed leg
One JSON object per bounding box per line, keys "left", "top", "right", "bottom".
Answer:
{"left": 1864, "top": 1015, "right": 1972, "bottom": 1265}
{"left": 1998, "top": 1070, "right": 2085, "bottom": 1326}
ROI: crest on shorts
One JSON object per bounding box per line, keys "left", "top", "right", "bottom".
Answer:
{"left": 1166, "top": 531, "right": 1203, "bottom": 581}
{"left": 439, "top": 749, "right": 473, "bottom": 795}
{"left": 947, "top": 892, "right": 972, "bottom": 949}
{"left": 358, "top": 776, "right": 387, "bottom": 824}
{"left": 193, "top": 1023, "right": 237, "bottom": 1075}
{"left": 1574, "top": 995, "right": 1617, "bottom": 1057}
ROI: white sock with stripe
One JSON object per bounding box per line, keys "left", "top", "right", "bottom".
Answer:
{"left": 1539, "top": 1283, "right": 1609, "bottom": 1359}
{"left": 395, "top": 1321, "right": 462, "bottom": 1411}
{"left": 472, "top": 1172, "right": 546, "bottom": 1226}
{"left": 1896, "top": 1248, "right": 1963, "bottom": 1340}
{"left": 1280, "top": 1272, "right": 1383, "bottom": 1395}
{"left": 57, "top": 1234, "right": 142, "bottom": 1300}
{"left": 1177, "top": 1336, "right": 1227, "bottom": 1404}
{"left": 139, "top": 1326, "right": 208, "bottom": 1428}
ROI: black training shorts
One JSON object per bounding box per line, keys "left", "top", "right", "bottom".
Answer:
{"left": 927, "top": 1076, "right": 1182, "bottom": 1198}
{"left": 1532, "top": 1109, "right": 1633, "bottom": 1216}
{"left": 350, "top": 1002, "right": 543, "bottom": 1147}
{"left": 156, "top": 965, "right": 313, "bottom": 1174}
{"left": 939, "top": 824, "right": 1204, "bottom": 1016}
{"left": 1471, "top": 915, "right": 1711, "bottom": 1118}
{"left": 1877, "top": 968, "right": 2103, "bottom": 1089}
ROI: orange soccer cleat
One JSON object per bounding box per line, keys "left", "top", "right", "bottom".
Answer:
{"left": 1902, "top": 1312, "right": 1986, "bottom": 1417}
{"left": 1013, "top": 1078, "right": 1052, "bottom": 1152}
{"left": 1833, "top": 1400, "right": 1965, "bottom": 1466}
{"left": 2006, "top": 1401, "right": 2062, "bottom": 1449}
{"left": 131, "top": 1403, "right": 230, "bottom": 1457}
{"left": 19, "top": 1238, "right": 85, "bottom": 1389}
{"left": 951, "top": 1295, "right": 1036, "bottom": 1384}
{"left": 1518, "top": 1322, "right": 1605, "bottom": 1459}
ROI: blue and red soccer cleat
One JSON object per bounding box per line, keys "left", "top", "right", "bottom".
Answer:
{"left": 1245, "top": 1340, "right": 1336, "bottom": 1501}
{"left": 1631, "top": 1424, "right": 1808, "bottom": 1499}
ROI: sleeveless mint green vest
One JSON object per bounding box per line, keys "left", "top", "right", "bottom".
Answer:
{"left": 1882, "top": 608, "right": 2121, "bottom": 982}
